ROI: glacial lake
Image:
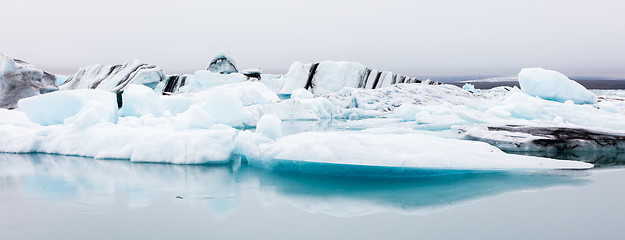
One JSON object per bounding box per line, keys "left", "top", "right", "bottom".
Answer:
{"left": 1, "top": 153, "right": 624, "bottom": 239}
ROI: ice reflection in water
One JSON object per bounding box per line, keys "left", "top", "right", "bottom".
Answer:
{"left": 0, "top": 153, "right": 592, "bottom": 218}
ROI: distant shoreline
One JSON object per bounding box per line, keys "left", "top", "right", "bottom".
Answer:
{"left": 445, "top": 80, "right": 625, "bottom": 90}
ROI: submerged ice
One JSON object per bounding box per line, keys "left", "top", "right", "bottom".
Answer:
{"left": 2, "top": 52, "right": 620, "bottom": 174}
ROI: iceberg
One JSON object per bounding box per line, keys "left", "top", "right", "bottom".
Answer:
{"left": 278, "top": 61, "right": 422, "bottom": 95}
{"left": 0, "top": 122, "right": 237, "bottom": 164}
{"left": 17, "top": 89, "right": 118, "bottom": 125}
{"left": 238, "top": 129, "right": 593, "bottom": 173}
{"left": 159, "top": 75, "right": 188, "bottom": 94}
{"left": 60, "top": 59, "right": 166, "bottom": 92}
{"left": 158, "top": 56, "right": 427, "bottom": 96}
{"left": 157, "top": 53, "right": 252, "bottom": 94}
{"left": 0, "top": 53, "right": 58, "bottom": 109}
{"left": 207, "top": 52, "right": 239, "bottom": 74}
{"left": 518, "top": 68, "right": 597, "bottom": 104}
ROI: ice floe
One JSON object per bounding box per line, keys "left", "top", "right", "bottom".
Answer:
{"left": 239, "top": 130, "right": 593, "bottom": 172}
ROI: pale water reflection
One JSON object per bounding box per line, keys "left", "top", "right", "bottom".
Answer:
{"left": 3, "top": 153, "right": 625, "bottom": 239}
{"left": 0, "top": 153, "right": 591, "bottom": 218}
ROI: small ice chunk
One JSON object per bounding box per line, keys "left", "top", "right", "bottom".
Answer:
{"left": 290, "top": 88, "right": 313, "bottom": 99}
{"left": 394, "top": 104, "right": 419, "bottom": 121}
{"left": 256, "top": 114, "right": 282, "bottom": 139}
{"left": 259, "top": 74, "right": 285, "bottom": 93}
{"left": 64, "top": 100, "right": 117, "bottom": 125}
{"left": 160, "top": 95, "right": 192, "bottom": 115}
{"left": 120, "top": 84, "right": 165, "bottom": 117}
{"left": 201, "top": 91, "right": 252, "bottom": 126}
{"left": 0, "top": 54, "right": 17, "bottom": 74}
{"left": 172, "top": 105, "right": 216, "bottom": 129}
{"left": 55, "top": 74, "right": 69, "bottom": 85}
{"left": 17, "top": 89, "right": 118, "bottom": 125}
{"left": 462, "top": 83, "right": 476, "bottom": 91}
{"left": 597, "top": 101, "right": 619, "bottom": 113}
{"left": 518, "top": 68, "right": 597, "bottom": 104}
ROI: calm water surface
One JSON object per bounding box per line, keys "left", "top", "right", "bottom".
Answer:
{"left": 1, "top": 153, "right": 624, "bottom": 239}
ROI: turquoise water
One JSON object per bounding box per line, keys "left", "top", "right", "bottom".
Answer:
{"left": 1, "top": 153, "right": 624, "bottom": 239}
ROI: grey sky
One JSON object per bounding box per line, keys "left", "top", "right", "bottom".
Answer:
{"left": 2, "top": 0, "right": 624, "bottom": 77}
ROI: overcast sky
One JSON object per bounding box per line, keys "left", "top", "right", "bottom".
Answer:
{"left": 2, "top": 0, "right": 624, "bottom": 77}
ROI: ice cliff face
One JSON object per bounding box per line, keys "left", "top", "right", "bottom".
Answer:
{"left": 60, "top": 59, "right": 166, "bottom": 92}
{"left": 0, "top": 54, "right": 57, "bottom": 109}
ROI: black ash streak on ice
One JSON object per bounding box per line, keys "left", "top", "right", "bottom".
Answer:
{"left": 460, "top": 125, "right": 625, "bottom": 167}
{"left": 0, "top": 55, "right": 57, "bottom": 109}
{"left": 490, "top": 125, "right": 625, "bottom": 151}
